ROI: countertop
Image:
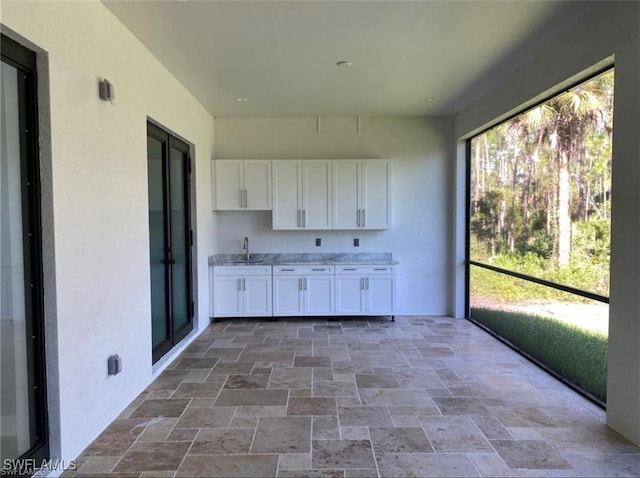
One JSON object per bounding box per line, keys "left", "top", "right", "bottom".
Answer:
{"left": 209, "top": 252, "right": 398, "bottom": 266}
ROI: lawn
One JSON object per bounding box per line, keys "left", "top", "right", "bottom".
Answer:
{"left": 471, "top": 307, "right": 608, "bottom": 403}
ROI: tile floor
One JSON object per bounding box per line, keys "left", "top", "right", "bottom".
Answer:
{"left": 64, "top": 316, "right": 639, "bottom": 477}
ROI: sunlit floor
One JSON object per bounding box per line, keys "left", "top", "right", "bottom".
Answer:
{"left": 64, "top": 316, "right": 638, "bottom": 477}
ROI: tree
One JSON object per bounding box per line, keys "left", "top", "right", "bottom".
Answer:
{"left": 470, "top": 69, "right": 614, "bottom": 290}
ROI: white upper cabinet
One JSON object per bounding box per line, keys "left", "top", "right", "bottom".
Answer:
{"left": 272, "top": 160, "right": 301, "bottom": 229}
{"left": 332, "top": 160, "right": 361, "bottom": 229}
{"left": 333, "top": 159, "right": 391, "bottom": 230}
{"left": 212, "top": 159, "right": 271, "bottom": 210}
{"left": 301, "top": 160, "right": 332, "bottom": 229}
{"left": 272, "top": 160, "right": 332, "bottom": 230}
{"left": 244, "top": 160, "right": 272, "bottom": 209}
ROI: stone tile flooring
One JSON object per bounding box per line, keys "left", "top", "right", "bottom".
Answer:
{"left": 65, "top": 316, "right": 640, "bottom": 477}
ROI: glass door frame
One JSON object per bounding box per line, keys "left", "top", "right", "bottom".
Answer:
{"left": 147, "top": 121, "right": 194, "bottom": 364}
{"left": 1, "top": 34, "right": 49, "bottom": 463}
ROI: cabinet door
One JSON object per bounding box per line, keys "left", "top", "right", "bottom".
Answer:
{"left": 272, "top": 160, "right": 302, "bottom": 229}
{"left": 244, "top": 160, "right": 271, "bottom": 210}
{"left": 273, "top": 275, "right": 303, "bottom": 315}
{"left": 304, "top": 275, "right": 335, "bottom": 315}
{"left": 213, "top": 276, "right": 242, "bottom": 317}
{"left": 302, "top": 160, "right": 332, "bottom": 230}
{"left": 366, "top": 275, "right": 395, "bottom": 315}
{"left": 214, "top": 160, "right": 244, "bottom": 210}
{"left": 335, "top": 275, "right": 365, "bottom": 315}
{"left": 332, "top": 160, "right": 360, "bottom": 229}
{"left": 361, "top": 160, "right": 390, "bottom": 229}
{"left": 244, "top": 275, "right": 272, "bottom": 316}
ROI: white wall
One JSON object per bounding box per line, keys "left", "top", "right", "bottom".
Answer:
{"left": 214, "top": 116, "right": 454, "bottom": 315}
{"left": 2, "top": 1, "right": 215, "bottom": 461}
{"left": 453, "top": 2, "right": 640, "bottom": 445}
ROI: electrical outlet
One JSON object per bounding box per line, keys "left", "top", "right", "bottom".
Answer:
{"left": 107, "top": 354, "right": 122, "bottom": 376}
{"left": 316, "top": 238, "right": 321, "bottom": 246}
{"left": 354, "top": 238, "right": 359, "bottom": 247}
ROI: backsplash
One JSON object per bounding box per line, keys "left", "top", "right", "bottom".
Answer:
{"left": 215, "top": 210, "right": 392, "bottom": 254}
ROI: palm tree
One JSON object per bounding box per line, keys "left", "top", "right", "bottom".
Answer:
{"left": 546, "top": 81, "right": 609, "bottom": 266}
{"left": 507, "top": 72, "right": 612, "bottom": 267}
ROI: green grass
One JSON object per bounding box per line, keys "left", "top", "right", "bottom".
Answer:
{"left": 471, "top": 307, "right": 608, "bottom": 403}
{"left": 470, "top": 264, "right": 593, "bottom": 303}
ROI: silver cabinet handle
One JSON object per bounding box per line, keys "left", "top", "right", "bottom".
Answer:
{"left": 243, "top": 278, "right": 246, "bottom": 291}
{"left": 302, "top": 209, "right": 306, "bottom": 228}
{"left": 374, "top": 268, "right": 388, "bottom": 271}
{"left": 366, "top": 277, "right": 369, "bottom": 289}
{"left": 237, "top": 278, "right": 242, "bottom": 291}
{"left": 312, "top": 268, "right": 326, "bottom": 272}
{"left": 297, "top": 209, "right": 301, "bottom": 227}
{"left": 281, "top": 268, "right": 295, "bottom": 272}
{"left": 298, "top": 277, "right": 302, "bottom": 290}
{"left": 357, "top": 209, "right": 361, "bottom": 227}
{"left": 243, "top": 189, "right": 247, "bottom": 208}
{"left": 240, "top": 190, "right": 244, "bottom": 208}
{"left": 360, "top": 277, "right": 364, "bottom": 290}
{"left": 304, "top": 277, "right": 307, "bottom": 290}
{"left": 344, "top": 268, "right": 357, "bottom": 271}
{"left": 362, "top": 209, "right": 366, "bottom": 228}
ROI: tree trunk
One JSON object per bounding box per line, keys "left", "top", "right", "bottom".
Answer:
{"left": 557, "top": 149, "right": 571, "bottom": 267}
{"left": 498, "top": 197, "right": 506, "bottom": 249}
{"left": 576, "top": 143, "right": 587, "bottom": 221}
{"left": 473, "top": 139, "right": 482, "bottom": 207}
{"left": 510, "top": 155, "right": 518, "bottom": 252}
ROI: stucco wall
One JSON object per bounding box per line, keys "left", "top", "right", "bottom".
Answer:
{"left": 2, "top": 1, "right": 216, "bottom": 460}
{"left": 214, "top": 116, "right": 455, "bottom": 315}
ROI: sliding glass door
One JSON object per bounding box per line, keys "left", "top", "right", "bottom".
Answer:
{"left": 1, "top": 35, "right": 48, "bottom": 465}
{"left": 147, "top": 122, "right": 193, "bottom": 363}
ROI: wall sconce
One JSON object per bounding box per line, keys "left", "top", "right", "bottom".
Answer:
{"left": 98, "top": 78, "right": 115, "bottom": 102}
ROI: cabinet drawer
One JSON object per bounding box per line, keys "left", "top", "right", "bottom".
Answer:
{"left": 273, "top": 265, "right": 335, "bottom": 275}
{"left": 336, "top": 265, "right": 394, "bottom": 275}
{"left": 213, "top": 265, "right": 272, "bottom": 276}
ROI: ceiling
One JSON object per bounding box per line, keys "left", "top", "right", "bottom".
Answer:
{"left": 103, "top": 1, "right": 598, "bottom": 118}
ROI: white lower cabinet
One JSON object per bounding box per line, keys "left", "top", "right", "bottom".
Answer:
{"left": 212, "top": 263, "right": 395, "bottom": 319}
{"left": 273, "top": 266, "right": 335, "bottom": 316}
{"left": 335, "top": 266, "right": 395, "bottom": 316}
{"left": 212, "top": 266, "right": 272, "bottom": 317}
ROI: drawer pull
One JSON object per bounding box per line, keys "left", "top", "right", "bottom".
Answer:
{"left": 312, "top": 268, "right": 326, "bottom": 271}
{"left": 281, "top": 268, "right": 295, "bottom": 272}
{"left": 343, "top": 268, "right": 357, "bottom": 271}
{"left": 374, "top": 268, "right": 388, "bottom": 271}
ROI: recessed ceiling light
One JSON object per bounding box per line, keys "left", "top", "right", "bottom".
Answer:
{"left": 426, "top": 97, "right": 439, "bottom": 102}
{"left": 236, "top": 97, "right": 248, "bottom": 102}
{"left": 336, "top": 60, "right": 352, "bottom": 68}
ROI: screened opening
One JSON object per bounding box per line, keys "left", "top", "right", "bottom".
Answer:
{"left": 467, "top": 69, "right": 614, "bottom": 404}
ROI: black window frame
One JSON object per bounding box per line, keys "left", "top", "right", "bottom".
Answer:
{"left": 1, "top": 33, "right": 49, "bottom": 464}
{"left": 465, "top": 66, "right": 614, "bottom": 317}
{"left": 464, "top": 66, "right": 614, "bottom": 407}
{"left": 147, "top": 122, "right": 194, "bottom": 364}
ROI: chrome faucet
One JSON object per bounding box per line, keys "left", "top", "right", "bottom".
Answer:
{"left": 243, "top": 236, "right": 250, "bottom": 261}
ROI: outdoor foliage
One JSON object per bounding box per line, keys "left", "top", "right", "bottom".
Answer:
{"left": 469, "top": 71, "right": 613, "bottom": 404}
{"left": 470, "top": 70, "right": 614, "bottom": 297}
{"left": 471, "top": 307, "right": 607, "bottom": 403}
